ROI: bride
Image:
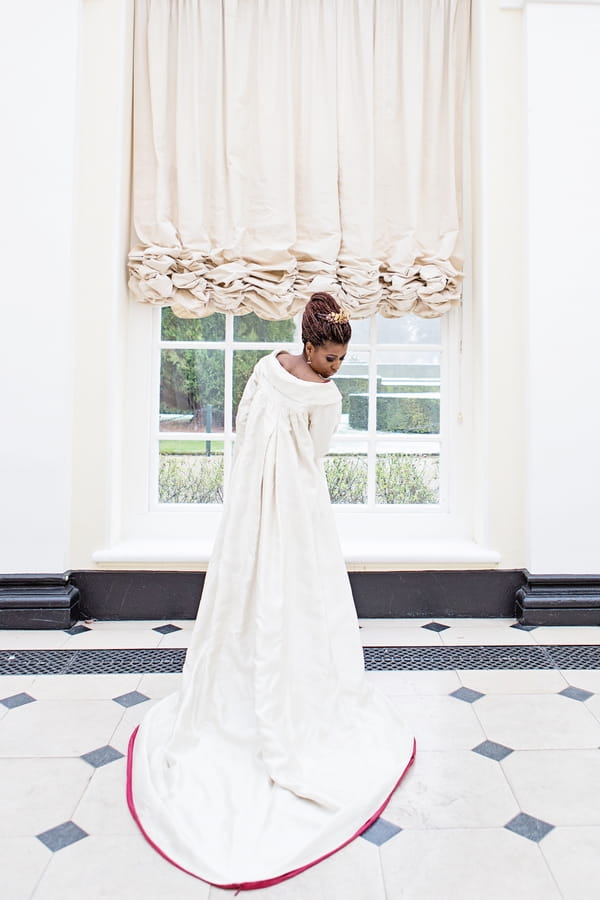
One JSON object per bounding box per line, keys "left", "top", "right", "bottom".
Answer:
{"left": 127, "top": 292, "right": 415, "bottom": 890}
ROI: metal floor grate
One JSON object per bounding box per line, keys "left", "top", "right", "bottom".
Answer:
{"left": 1, "top": 645, "right": 600, "bottom": 675}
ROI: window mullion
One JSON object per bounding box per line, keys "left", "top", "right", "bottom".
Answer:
{"left": 366, "top": 316, "right": 377, "bottom": 507}
{"left": 223, "top": 314, "right": 234, "bottom": 499}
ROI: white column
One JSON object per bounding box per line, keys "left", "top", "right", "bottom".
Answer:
{"left": 0, "top": 2, "right": 80, "bottom": 572}
{"left": 526, "top": 1, "right": 600, "bottom": 573}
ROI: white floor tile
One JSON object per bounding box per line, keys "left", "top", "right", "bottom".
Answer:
{"left": 73, "top": 757, "right": 138, "bottom": 836}
{"left": 502, "top": 749, "right": 600, "bottom": 827}
{"left": 0, "top": 675, "right": 35, "bottom": 696}
{"left": 533, "top": 626, "right": 600, "bottom": 645}
{"left": 30, "top": 834, "right": 211, "bottom": 900}
{"left": 458, "top": 668, "right": 569, "bottom": 694}
{"left": 475, "top": 693, "right": 600, "bottom": 750}
{"left": 440, "top": 627, "right": 537, "bottom": 646}
{"left": 0, "top": 836, "right": 51, "bottom": 900}
{"left": 359, "top": 617, "right": 437, "bottom": 628}
{"left": 158, "top": 630, "right": 192, "bottom": 648}
{"left": 109, "top": 698, "right": 160, "bottom": 754}
{"left": 30, "top": 673, "right": 141, "bottom": 700}
{"left": 64, "top": 630, "right": 163, "bottom": 649}
{"left": 541, "top": 827, "right": 600, "bottom": 900}
{"left": 365, "top": 669, "right": 461, "bottom": 696}
{"left": 0, "top": 757, "right": 92, "bottom": 837}
{"left": 435, "top": 618, "right": 518, "bottom": 628}
{"left": 360, "top": 627, "right": 443, "bottom": 646}
{"left": 209, "top": 837, "right": 385, "bottom": 900}
{"left": 380, "top": 828, "right": 562, "bottom": 900}
{"left": 586, "top": 694, "right": 600, "bottom": 725}
{"left": 387, "top": 694, "right": 486, "bottom": 751}
{"left": 0, "top": 699, "right": 124, "bottom": 757}
{"left": 169, "top": 619, "right": 195, "bottom": 630}
{"left": 384, "top": 750, "right": 519, "bottom": 829}
{"left": 82, "top": 620, "right": 165, "bottom": 631}
{"left": 138, "top": 673, "right": 183, "bottom": 699}
{"left": 561, "top": 669, "right": 600, "bottom": 693}
{"left": 0, "top": 631, "right": 70, "bottom": 650}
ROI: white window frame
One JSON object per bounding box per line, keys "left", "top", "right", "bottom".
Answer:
{"left": 94, "top": 291, "right": 500, "bottom": 568}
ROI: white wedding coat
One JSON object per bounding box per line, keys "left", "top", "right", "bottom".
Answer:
{"left": 127, "top": 350, "right": 415, "bottom": 890}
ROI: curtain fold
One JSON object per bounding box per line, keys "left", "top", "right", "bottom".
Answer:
{"left": 128, "top": 0, "right": 470, "bottom": 319}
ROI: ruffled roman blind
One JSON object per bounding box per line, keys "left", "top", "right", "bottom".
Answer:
{"left": 128, "top": 0, "right": 470, "bottom": 320}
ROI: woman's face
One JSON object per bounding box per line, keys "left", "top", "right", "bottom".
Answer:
{"left": 306, "top": 341, "right": 348, "bottom": 379}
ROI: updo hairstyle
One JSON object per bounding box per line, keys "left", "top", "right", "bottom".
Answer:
{"left": 301, "top": 292, "right": 352, "bottom": 348}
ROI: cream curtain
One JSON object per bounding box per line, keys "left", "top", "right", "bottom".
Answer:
{"left": 128, "top": 0, "right": 470, "bottom": 319}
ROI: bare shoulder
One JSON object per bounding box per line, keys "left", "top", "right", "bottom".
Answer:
{"left": 275, "top": 350, "right": 294, "bottom": 372}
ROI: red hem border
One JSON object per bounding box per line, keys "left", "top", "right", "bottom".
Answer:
{"left": 126, "top": 726, "right": 416, "bottom": 892}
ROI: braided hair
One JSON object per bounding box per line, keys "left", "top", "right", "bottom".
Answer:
{"left": 301, "top": 292, "right": 352, "bottom": 348}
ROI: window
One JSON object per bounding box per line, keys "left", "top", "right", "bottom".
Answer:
{"left": 156, "top": 310, "right": 444, "bottom": 509}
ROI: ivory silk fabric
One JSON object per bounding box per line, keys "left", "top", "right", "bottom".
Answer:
{"left": 128, "top": 0, "right": 470, "bottom": 321}
{"left": 127, "top": 352, "right": 416, "bottom": 889}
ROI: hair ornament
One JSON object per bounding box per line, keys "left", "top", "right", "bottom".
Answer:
{"left": 325, "top": 310, "right": 350, "bottom": 325}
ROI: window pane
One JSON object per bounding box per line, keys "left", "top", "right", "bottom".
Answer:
{"left": 161, "top": 308, "right": 226, "bottom": 341}
{"left": 325, "top": 442, "right": 368, "bottom": 504}
{"left": 159, "top": 349, "right": 225, "bottom": 433}
{"left": 347, "top": 317, "right": 370, "bottom": 344}
{"left": 334, "top": 351, "right": 369, "bottom": 433}
{"left": 158, "top": 451, "right": 224, "bottom": 504}
{"left": 376, "top": 350, "right": 440, "bottom": 434}
{"left": 375, "top": 445, "right": 440, "bottom": 505}
{"left": 377, "top": 314, "right": 441, "bottom": 345}
{"left": 233, "top": 312, "right": 296, "bottom": 343}
{"left": 232, "top": 349, "right": 273, "bottom": 428}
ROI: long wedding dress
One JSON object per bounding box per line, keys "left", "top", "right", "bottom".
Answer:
{"left": 127, "top": 350, "right": 415, "bottom": 890}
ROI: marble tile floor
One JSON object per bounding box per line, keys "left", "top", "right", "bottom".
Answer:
{"left": 1, "top": 617, "right": 599, "bottom": 899}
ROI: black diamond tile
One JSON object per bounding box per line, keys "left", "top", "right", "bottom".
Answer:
{"left": 64, "top": 624, "right": 91, "bottom": 636}
{"left": 37, "top": 821, "right": 88, "bottom": 852}
{"left": 81, "top": 745, "right": 125, "bottom": 768}
{"left": 360, "top": 817, "right": 402, "bottom": 846}
{"left": 1, "top": 692, "right": 36, "bottom": 709}
{"left": 422, "top": 622, "right": 450, "bottom": 633}
{"left": 152, "top": 624, "right": 182, "bottom": 635}
{"left": 112, "top": 690, "right": 150, "bottom": 708}
{"left": 511, "top": 623, "right": 538, "bottom": 632}
{"left": 559, "top": 685, "right": 594, "bottom": 702}
{"left": 472, "top": 740, "right": 513, "bottom": 761}
{"left": 505, "top": 812, "right": 554, "bottom": 843}
{"left": 450, "top": 686, "right": 484, "bottom": 704}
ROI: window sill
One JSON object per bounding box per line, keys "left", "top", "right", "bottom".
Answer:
{"left": 92, "top": 538, "right": 501, "bottom": 571}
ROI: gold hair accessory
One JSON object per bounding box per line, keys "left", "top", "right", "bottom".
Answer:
{"left": 326, "top": 310, "right": 349, "bottom": 325}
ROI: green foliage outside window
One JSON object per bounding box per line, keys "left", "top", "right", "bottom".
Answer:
{"left": 160, "top": 310, "right": 295, "bottom": 420}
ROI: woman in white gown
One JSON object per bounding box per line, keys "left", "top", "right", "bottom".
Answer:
{"left": 127, "top": 293, "right": 415, "bottom": 890}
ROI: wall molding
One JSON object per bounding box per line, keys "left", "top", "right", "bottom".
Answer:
{"left": 516, "top": 574, "right": 600, "bottom": 625}
{"left": 0, "top": 575, "right": 79, "bottom": 629}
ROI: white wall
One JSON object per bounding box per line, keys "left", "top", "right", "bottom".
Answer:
{"left": 525, "top": 2, "right": 600, "bottom": 573}
{"left": 0, "top": 1, "right": 80, "bottom": 572}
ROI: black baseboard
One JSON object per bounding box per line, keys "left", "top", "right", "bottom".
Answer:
{"left": 516, "top": 574, "right": 600, "bottom": 626}
{"left": 0, "top": 575, "right": 80, "bottom": 629}
{"left": 68, "top": 568, "right": 526, "bottom": 622}
{"left": 5, "top": 569, "right": 597, "bottom": 629}
{"left": 349, "top": 569, "right": 525, "bottom": 618}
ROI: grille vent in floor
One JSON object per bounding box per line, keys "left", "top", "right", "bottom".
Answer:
{"left": 0, "top": 645, "right": 599, "bottom": 676}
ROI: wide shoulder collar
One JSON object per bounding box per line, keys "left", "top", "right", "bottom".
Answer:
{"left": 257, "top": 351, "right": 341, "bottom": 406}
